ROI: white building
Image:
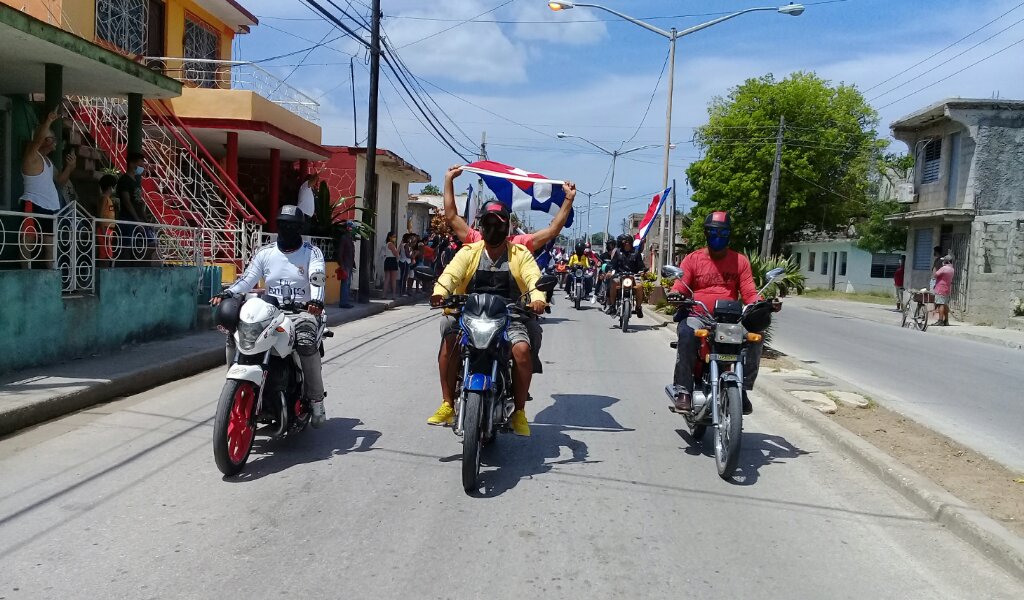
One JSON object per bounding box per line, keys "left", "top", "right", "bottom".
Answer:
{"left": 788, "top": 237, "right": 903, "bottom": 295}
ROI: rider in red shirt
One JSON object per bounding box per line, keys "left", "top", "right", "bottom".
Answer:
{"left": 670, "top": 211, "right": 778, "bottom": 415}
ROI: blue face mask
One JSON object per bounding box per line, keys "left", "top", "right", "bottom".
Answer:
{"left": 135, "top": 166, "right": 145, "bottom": 176}
{"left": 706, "top": 228, "right": 730, "bottom": 251}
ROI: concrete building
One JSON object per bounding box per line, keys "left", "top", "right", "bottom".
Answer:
{"left": 788, "top": 237, "right": 902, "bottom": 296}
{"left": 889, "top": 98, "right": 1024, "bottom": 325}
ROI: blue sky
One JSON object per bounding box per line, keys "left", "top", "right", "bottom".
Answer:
{"left": 240, "top": 0, "right": 1024, "bottom": 234}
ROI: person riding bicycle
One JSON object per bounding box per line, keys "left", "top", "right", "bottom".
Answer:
{"left": 604, "top": 234, "right": 646, "bottom": 317}
{"left": 668, "top": 211, "right": 780, "bottom": 415}
{"left": 427, "top": 201, "right": 547, "bottom": 437}
{"left": 211, "top": 205, "right": 328, "bottom": 427}
{"left": 567, "top": 241, "right": 593, "bottom": 298}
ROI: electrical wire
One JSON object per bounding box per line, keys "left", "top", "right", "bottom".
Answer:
{"left": 620, "top": 45, "right": 670, "bottom": 148}
{"left": 396, "top": 0, "right": 515, "bottom": 50}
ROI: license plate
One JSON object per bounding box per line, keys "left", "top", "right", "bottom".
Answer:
{"left": 710, "top": 353, "right": 738, "bottom": 362}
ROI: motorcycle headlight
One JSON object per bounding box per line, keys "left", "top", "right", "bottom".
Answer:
{"left": 622, "top": 277, "right": 634, "bottom": 288}
{"left": 461, "top": 314, "right": 506, "bottom": 349}
{"left": 575, "top": 269, "right": 584, "bottom": 277}
{"left": 237, "top": 317, "right": 273, "bottom": 351}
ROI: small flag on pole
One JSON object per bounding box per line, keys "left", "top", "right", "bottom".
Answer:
{"left": 634, "top": 187, "right": 672, "bottom": 247}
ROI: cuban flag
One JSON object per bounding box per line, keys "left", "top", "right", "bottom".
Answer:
{"left": 462, "top": 161, "right": 574, "bottom": 227}
{"left": 634, "top": 187, "right": 672, "bottom": 247}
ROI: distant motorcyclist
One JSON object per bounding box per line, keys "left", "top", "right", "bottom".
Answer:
{"left": 604, "top": 234, "right": 646, "bottom": 317}
{"left": 567, "top": 241, "right": 593, "bottom": 298}
{"left": 668, "top": 211, "right": 780, "bottom": 415}
{"left": 212, "top": 205, "right": 328, "bottom": 427}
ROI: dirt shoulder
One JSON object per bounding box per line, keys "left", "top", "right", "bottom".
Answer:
{"left": 761, "top": 355, "right": 1024, "bottom": 538}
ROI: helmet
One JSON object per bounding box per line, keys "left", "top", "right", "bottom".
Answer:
{"left": 703, "top": 211, "right": 731, "bottom": 251}
{"left": 214, "top": 294, "right": 243, "bottom": 333}
{"left": 574, "top": 242, "right": 585, "bottom": 254}
{"left": 741, "top": 303, "right": 773, "bottom": 333}
{"left": 703, "top": 211, "right": 731, "bottom": 231}
{"left": 617, "top": 234, "right": 633, "bottom": 248}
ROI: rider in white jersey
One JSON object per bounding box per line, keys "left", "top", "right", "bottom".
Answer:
{"left": 214, "top": 205, "right": 329, "bottom": 427}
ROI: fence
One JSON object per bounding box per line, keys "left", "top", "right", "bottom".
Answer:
{"left": 258, "top": 232, "right": 337, "bottom": 261}
{"left": 1, "top": 207, "right": 221, "bottom": 295}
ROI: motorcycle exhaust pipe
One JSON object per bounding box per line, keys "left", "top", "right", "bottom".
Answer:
{"left": 270, "top": 392, "right": 289, "bottom": 439}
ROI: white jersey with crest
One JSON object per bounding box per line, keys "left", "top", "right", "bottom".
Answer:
{"left": 228, "top": 242, "right": 326, "bottom": 304}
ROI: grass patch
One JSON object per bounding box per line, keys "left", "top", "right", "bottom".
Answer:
{"left": 801, "top": 288, "right": 894, "bottom": 305}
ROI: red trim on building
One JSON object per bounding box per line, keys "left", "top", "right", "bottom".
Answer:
{"left": 177, "top": 117, "right": 331, "bottom": 158}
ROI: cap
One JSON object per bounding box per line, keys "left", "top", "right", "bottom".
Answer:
{"left": 704, "top": 211, "right": 731, "bottom": 229}
{"left": 942, "top": 254, "right": 953, "bottom": 263}
{"left": 480, "top": 201, "right": 510, "bottom": 223}
{"left": 278, "top": 204, "right": 305, "bottom": 223}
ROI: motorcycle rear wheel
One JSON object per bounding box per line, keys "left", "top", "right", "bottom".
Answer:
{"left": 715, "top": 383, "right": 743, "bottom": 479}
{"left": 213, "top": 380, "right": 258, "bottom": 476}
{"left": 461, "top": 392, "right": 484, "bottom": 493}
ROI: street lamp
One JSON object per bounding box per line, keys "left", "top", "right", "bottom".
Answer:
{"left": 557, "top": 131, "right": 673, "bottom": 248}
{"left": 548, "top": 2, "right": 805, "bottom": 265}
{"left": 578, "top": 185, "right": 626, "bottom": 243}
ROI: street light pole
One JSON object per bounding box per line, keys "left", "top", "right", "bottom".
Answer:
{"left": 604, "top": 152, "right": 619, "bottom": 245}
{"left": 548, "top": 2, "right": 805, "bottom": 265}
{"left": 659, "top": 32, "right": 676, "bottom": 266}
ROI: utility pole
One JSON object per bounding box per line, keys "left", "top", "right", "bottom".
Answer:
{"left": 476, "top": 131, "right": 486, "bottom": 224}
{"left": 760, "top": 115, "right": 785, "bottom": 258}
{"left": 357, "top": 0, "right": 381, "bottom": 303}
{"left": 656, "top": 31, "right": 677, "bottom": 268}
{"left": 350, "top": 57, "right": 358, "bottom": 146}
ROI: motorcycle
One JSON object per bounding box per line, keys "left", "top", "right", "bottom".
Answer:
{"left": 568, "top": 266, "right": 588, "bottom": 310}
{"left": 419, "top": 267, "right": 557, "bottom": 493}
{"left": 614, "top": 271, "right": 638, "bottom": 332}
{"left": 661, "top": 266, "right": 784, "bottom": 479}
{"left": 212, "top": 285, "right": 331, "bottom": 476}
{"left": 555, "top": 260, "right": 569, "bottom": 290}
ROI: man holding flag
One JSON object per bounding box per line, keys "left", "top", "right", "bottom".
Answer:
{"left": 442, "top": 163, "right": 576, "bottom": 252}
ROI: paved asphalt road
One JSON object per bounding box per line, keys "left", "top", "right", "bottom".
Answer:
{"left": 771, "top": 302, "right": 1024, "bottom": 472}
{"left": 1, "top": 301, "right": 1021, "bottom": 599}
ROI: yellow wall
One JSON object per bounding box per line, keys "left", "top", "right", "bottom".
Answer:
{"left": 170, "top": 88, "right": 323, "bottom": 146}
{"left": 165, "top": 0, "right": 237, "bottom": 72}
{"left": 1, "top": 0, "right": 94, "bottom": 38}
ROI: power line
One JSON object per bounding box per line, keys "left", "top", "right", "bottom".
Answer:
{"left": 396, "top": 0, "right": 515, "bottom": 50}
{"left": 862, "top": 1, "right": 1024, "bottom": 93}
{"left": 877, "top": 36, "right": 1024, "bottom": 110}
{"left": 621, "top": 45, "right": 670, "bottom": 147}
{"left": 868, "top": 14, "right": 1024, "bottom": 102}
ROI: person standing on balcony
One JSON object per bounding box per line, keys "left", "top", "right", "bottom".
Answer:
{"left": 297, "top": 171, "right": 319, "bottom": 219}
{"left": 20, "top": 110, "right": 74, "bottom": 267}
{"left": 117, "top": 152, "right": 157, "bottom": 264}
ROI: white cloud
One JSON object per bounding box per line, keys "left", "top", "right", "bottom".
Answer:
{"left": 510, "top": 3, "right": 608, "bottom": 45}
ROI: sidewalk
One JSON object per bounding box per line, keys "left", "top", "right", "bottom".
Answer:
{"left": 787, "top": 296, "right": 1024, "bottom": 351}
{"left": 0, "top": 296, "right": 419, "bottom": 438}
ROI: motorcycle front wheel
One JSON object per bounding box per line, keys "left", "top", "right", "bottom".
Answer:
{"left": 620, "top": 298, "right": 632, "bottom": 332}
{"left": 715, "top": 382, "right": 743, "bottom": 479}
{"left": 213, "top": 379, "right": 258, "bottom": 476}
{"left": 461, "top": 392, "right": 484, "bottom": 493}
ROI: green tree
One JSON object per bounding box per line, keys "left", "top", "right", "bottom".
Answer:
{"left": 420, "top": 184, "right": 441, "bottom": 196}
{"left": 685, "top": 72, "right": 883, "bottom": 254}
{"left": 855, "top": 153, "right": 914, "bottom": 253}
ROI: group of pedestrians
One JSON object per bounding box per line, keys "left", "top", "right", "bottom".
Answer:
{"left": 382, "top": 231, "right": 452, "bottom": 300}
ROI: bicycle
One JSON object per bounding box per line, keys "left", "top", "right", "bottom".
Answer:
{"left": 901, "top": 289, "right": 933, "bottom": 331}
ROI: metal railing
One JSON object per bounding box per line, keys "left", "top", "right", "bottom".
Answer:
{"left": 145, "top": 57, "right": 321, "bottom": 123}
{"left": 1, "top": 208, "right": 219, "bottom": 295}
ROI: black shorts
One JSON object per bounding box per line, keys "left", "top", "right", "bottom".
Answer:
{"left": 384, "top": 257, "right": 399, "bottom": 272}
{"left": 23, "top": 203, "right": 57, "bottom": 235}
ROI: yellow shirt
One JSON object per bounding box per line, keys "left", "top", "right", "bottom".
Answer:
{"left": 568, "top": 254, "right": 591, "bottom": 268}
{"left": 433, "top": 241, "right": 546, "bottom": 305}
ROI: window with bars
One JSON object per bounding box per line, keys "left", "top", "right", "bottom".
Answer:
{"left": 871, "top": 253, "right": 902, "bottom": 278}
{"left": 184, "top": 17, "right": 220, "bottom": 89}
{"left": 820, "top": 252, "right": 829, "bottom": 275}
{"left": 920, "top": 139, "right": 941, "bottom": 184}
{"left": 95, "top": 0, "right": 148, "bottom": 56}
{"left": 808, "top": 252, "right": 815, "bottom": 272}
{"left": 913, "top": 228, "right": 933, "bottom": 270}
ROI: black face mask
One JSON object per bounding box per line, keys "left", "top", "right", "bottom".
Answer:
{"left": 481, "top": 221, "right": 508, "bottom": 246}
{"left": 277, "top": 222, "right": 303, "bottom": 251}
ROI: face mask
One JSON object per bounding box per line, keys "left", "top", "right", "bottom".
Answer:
{"left": 706, "top": 228, "right": 730, "bottom": 252}
{"left": 135, "top": 166, "right": 145, "bottom": 176}
{"left": 481, "top": 221, "right": 508, "bottom": 246}
{"left": 277, "top": 223, "right": 303, "bottom": 251}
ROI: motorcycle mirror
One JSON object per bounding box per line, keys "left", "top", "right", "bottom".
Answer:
{"left": 661, "top": 265, "right": 684, "bottom": 280}
{"left": 766, "top": 267, "right": 786, "bottom": 283}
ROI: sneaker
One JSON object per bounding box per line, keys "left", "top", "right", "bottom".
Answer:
{"left": 427, "top": 402, "right": 455, "bottom": 426}
{"left": 510, "top": 409, "right": 531, "bottom": 437}
{"left": 674, "top": 391, "right": 692, "bottom": 413}
{"left": 636, "top": 304, "right": 644, "bottom": 318}
{"left": 742, "top": 391, "right": 753, "bottom": 415}
{"left": 311, "top": 400, "right": 327, "bottom": 428}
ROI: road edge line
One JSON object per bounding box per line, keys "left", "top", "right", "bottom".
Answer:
{"left": 757, "top": 376, "right": 1024, "bottom": 582}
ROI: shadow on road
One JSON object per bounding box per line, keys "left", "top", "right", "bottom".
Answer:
{"left": 227, "top": 417, "right": 381, "bottom": 482}
{"left": 675, "top": 429, "right": 810, "bottom": 486}
{"left": 472, "top": 394, "right": 633, "bottom": 498}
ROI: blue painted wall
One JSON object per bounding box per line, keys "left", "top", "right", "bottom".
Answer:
{"left": 0, "top": 267, "right": 201, "bottom": 374}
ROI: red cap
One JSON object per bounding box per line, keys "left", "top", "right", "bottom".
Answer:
{"left": 480, "top": 201, "right": 510, "bottom": 223}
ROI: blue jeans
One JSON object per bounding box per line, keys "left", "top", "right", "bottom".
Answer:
{"left": 339, "top": 277, "right": 352, "bottom": 306}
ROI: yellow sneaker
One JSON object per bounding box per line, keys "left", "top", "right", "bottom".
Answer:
{"left": 509, "top": 409, "right": 530, "bottom": 437}
{"left": 427, "top": 402, "right": 455, "bottom": 426}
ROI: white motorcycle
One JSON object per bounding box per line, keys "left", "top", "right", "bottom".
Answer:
{"left": 212, "top": 286, "right": 330, "bottom": 476}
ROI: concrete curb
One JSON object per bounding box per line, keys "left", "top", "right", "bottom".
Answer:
{"left": 757, "top": 375, "right": 1024, "bottom": 582}
{"left": 0, "top": 297, "right": 419, "bottom": 438}
{"left": 643, "top": 304, "right": 674, "bottom": 329}
{"left": 797, "top": 301, "right": 1024, "bottom": 351}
